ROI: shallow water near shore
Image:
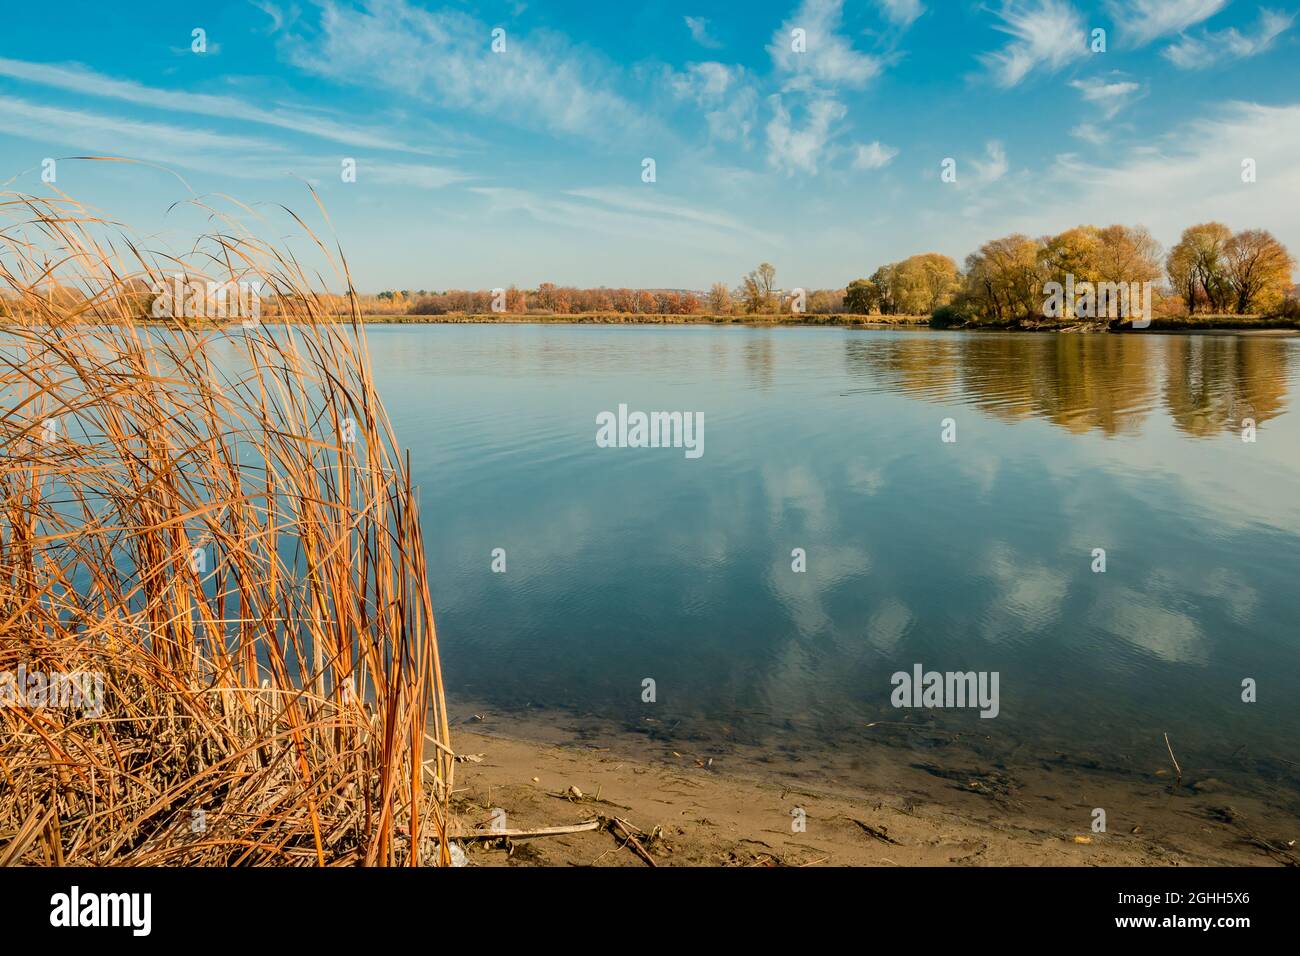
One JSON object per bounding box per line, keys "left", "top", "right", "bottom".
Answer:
{"left": 377, "top": 324, "right": 1300, "bottom": 824}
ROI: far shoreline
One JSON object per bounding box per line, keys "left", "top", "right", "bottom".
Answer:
{"left": 12, "top": 314, "right": 1296, "bottom": 334}
{"left": 351, "top": 313, "right": 1300, "bottom": 334}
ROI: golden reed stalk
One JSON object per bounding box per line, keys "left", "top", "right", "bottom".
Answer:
{"left": 0, "top": 186, "right": 453, "bottom": 865}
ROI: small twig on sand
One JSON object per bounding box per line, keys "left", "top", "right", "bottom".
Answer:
{"left": 452, "top": 820, "right": 601, "bottom": 840}
{"left": 852, "top": 819, "right": 900, "bottom": 845}
{"left": 1163, "top": 732, "right": 1183, "bottom": 785}
{"left": 605, "top": 816, "right": 658, "bottom": 867}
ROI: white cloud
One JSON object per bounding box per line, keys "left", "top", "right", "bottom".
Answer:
{"left": 1162, "top": 8, "right": 1295, "bottom": 69}
{"left": 0, "top": 94, "right": 296, "bottom": 180}
{"left": 364, "top": 161, "right": 470, "bottom": 189}
{"left": 1032, "top": 101, "right": 1300, "bottom": 258}
{"left": 664, "top": 62, "right": 759, "bottom": 145}
{"left": 683, "top": 15, "right": 722, "bottom": 48}
{"left": 666, "top": 61, "right": 739, "bottom": 101}
{"left": 971, "top": 140, "right": 1009, "bottom": 184}
{"left": 250, "top": 0, "right": 288, "bottom": 33}
{"left": 769, "top": 0, "right": 884, "bottom": 90}
{"left": 980, "top": 0, "right": 1087, "bottom": 88}
{"left": 1108, "top": 0, "right": 1229, "bottom": 47}
{"left": 0, "top": 56, "right": 453, "bottom": 155}
{"left": 563, "top": 186, "right": 757, "bottom": 236}
{"left": 467, "top": 186, "right": 763, "bottom": 250}
{"left": 878, "top": 0, "right": 925, "bottom": 28}
{"left": 852, "top": 140, "right": 899, "bottom": 169}
{"left": 1070, "top": 121, "right": 1109, "bottom": 145}
{"left": 1070, "top": 76, "right": 1141, "bottom": 119}
{"left": 766, "top": 94, "right": 847, "bottom": 175}
{"left": 762, "top": 1, "right": 885, "bottom": 176}
{"left": 285, "top": 0, "right": 645, "bottom": 140}
{"left": 0, "top": 93, "right": 472, "bottom": 190}
{"left": 939, "top": 98, "right": 1299, "bottom": 284}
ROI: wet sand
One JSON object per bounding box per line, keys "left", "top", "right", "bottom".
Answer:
{"left": 442, "top": 712, "right": 1300, "bottom": 867}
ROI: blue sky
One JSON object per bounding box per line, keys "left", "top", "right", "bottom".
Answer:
{"left": 0, "top": 0, "right": 1297, "bottom": 291}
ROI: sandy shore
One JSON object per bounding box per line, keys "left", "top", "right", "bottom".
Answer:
{"left": 442, "top": 725, "right": 1298, "bottom": 867}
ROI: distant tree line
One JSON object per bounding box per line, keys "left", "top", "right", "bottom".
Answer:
{"left": 852, "top": 223, "right": 1294, "bottom": 325}
{"left": 376, "top": 265, "right": 849, "bottom": 317}
{"left": 368, "top": 222, "right": 1295, "bottom": 321}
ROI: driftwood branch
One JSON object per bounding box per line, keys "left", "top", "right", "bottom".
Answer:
{"left": 451, "top": 819, "right": 601, "bottom": 840}
{"left": 606, "top": 816, "right": 658, "bottom": 867}
{"left": 1163, "top": 732, "right": 1183, "bottom": 784}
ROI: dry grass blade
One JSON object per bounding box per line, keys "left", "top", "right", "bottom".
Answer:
{"left": 0, "top": 186, "right": 453, "bottom": 865}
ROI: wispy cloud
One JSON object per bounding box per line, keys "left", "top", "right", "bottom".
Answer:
{"left": 769, "top": 0, "right": 884, "bottom": 90}
{"left": 0, "top": 92, "right": 470, "bottom": 191}
{"left": 1070, "top": 75, "right": 1141, "bottom": 118}
{"left": 664, "top": 62, "right": 758, "bottom": 146}
{"left": 363, "top": 161, "right": 470, "bottom": 189}
{"left": 563, "top": 186, "right": 757, "bottom": 236}
{"left": 970, "top": 140, "right": 1009, "bottom": 185}
{"left": 1070, "top": 121, "right": 1110, "bottom": 145}
{"left": 1043, "top": 101, "right": 1300, "bottom": 247}
{"left": 980, "top": 0, "right": 1087, "bottom": 88}
{"left": 761, "top": 0, "right": 885, "bottom": 178}
{"left": 1162, "top": 8, "right": 1295, "bottom": 69}
{"left": 1108, "top": 0, "right": 1229, "bottom": 47}
{"left": 766, "top": 94, "right": 847, "bottom": 175}
{"left": 467, "top": 185, "right": 763, "bottom": 250}
{"left": 852, "top": 140, "right": 899, "bottom": 169}
{"left": 877, "top": 0, "right": 925, "bottom": 28}
{"left": 0, "top": 94, "right": 294, "bottom": 180}
{"left": 683, "top": 15, "right": 722, "bottom": 49}
{"left": 285, "top": 0, "right": 646, "bottom": 140}
{"left": 249, "top": 0, "right": 291, "bottom": 34}
{"left": 0, "top": 56, "right": 454, "bottom": 155}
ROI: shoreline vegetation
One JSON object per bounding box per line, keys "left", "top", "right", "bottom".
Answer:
{"left": 113, "top": 309, "right": 1300, "bottom": 332}
{"left": 9, "top": 223, "right": 1297, "bottom": 335}
{"left": 349, "top": 311, "right": 1300, "bottom": 332}
{"left": 337, "top": 220, "right": 1298, "bottom": 333}
{"left": 1, "top": 191, "right": 454, "bottom": 866}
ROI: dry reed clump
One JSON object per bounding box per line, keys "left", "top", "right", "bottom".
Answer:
{"left": 0, "top": 189, "right": 453, "bottom": 865}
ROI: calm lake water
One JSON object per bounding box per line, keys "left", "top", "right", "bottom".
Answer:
{"left": 371, "top": 325, "right": 1300, "bottom": 799}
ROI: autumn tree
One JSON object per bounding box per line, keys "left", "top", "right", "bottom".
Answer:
{"left": 960, "top": 234, "right": 1041, "bottom": 322}
{"left": 657, "top": 291, "right": 682, "bottom": 313}
{"left": 895, "top": 253, "right": 960, "bottom": 313}
{"left": 1034, "top": 224, "right": 1163, "bottom": 318}
{"left": 611, "top": 288, "right": 636, "bottom": 313}
{"left": 843, "top": 278, "right": 877, "bottom": 314}
{"left": 869, "top": 264, "right": 898, "bottom": 314}
{"left": 1037, "top": 226, "right": 1103, "bottom": 287}
{"left": 807, "top": 290, "right": 837, "bottom": 314}
{"left": 741, "top": 262, "right": 777, "bottom": 313}
{"left": 1095, "top": 225, "right": 1162, "bottom": 285}
{"left": 1224, "top": 229, "right": 1295, "bottom": 314}
{"left": 866, "top": 255, "right": 959, "bottom": 314}
{"left": 536, "top": 282, "right": 559, "bottom": 312}
{"left": 708, "top": 281, "right": 732, "bottom": 314}
{"left": 1166, "top": 223, "right": 1233, "bottom": 314}
{"left": 1165, "top": 241, "right": 1199, "bottom": 314}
